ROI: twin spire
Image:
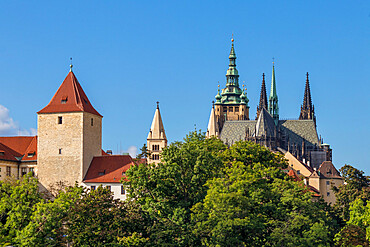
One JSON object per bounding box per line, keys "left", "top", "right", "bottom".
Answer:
{"left": 299, "top": 72, "right": 315, "bottom": 122}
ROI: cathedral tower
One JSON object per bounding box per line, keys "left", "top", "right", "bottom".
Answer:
{"left": 37, "top": 66, "right": 102, "bottom": 189}
{"left": 214, "top": 38, "right": 249, "bottom": 131}
{"left": 256, "top": 73, "right": 268, "bottom": 120}
{"left": 147, "top": 102, "right": 167, "bottom": 164}
{"left": 268, "top": 62, "right": 279, "bottom": 125}
{"left": 299, "top": 72, "right": 316, "bottom": 123}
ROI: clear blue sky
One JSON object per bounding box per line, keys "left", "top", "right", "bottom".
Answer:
{"left": 0, "top": 1, "right": 369, "bottom": 173}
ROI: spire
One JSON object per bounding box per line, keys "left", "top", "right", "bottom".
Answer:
{"left": 256, "top": 73, "right": 268, "bottom": 119}
{"left": 226, "top": 38, "right": 239, "bottom": 87}
{"left": 268, "top": 60, "right": 279, "bottom": 125}
{"left": 38, "top": 70, "right": 102, "bottom": 117}
{"left": 299, "top": 72, "right": 316, "bottom": 121}
{"left": 206, "top": 101, "right": 219, "bottom": 138}
{"left": 147, "top": 102, "right": 167, "bottom": 141}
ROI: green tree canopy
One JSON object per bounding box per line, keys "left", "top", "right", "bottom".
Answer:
{"left": 192, "top": 140, "right": 338, "bottom": 247}
{"left": 125, "top": 131, "right": 227, "bottom": 246}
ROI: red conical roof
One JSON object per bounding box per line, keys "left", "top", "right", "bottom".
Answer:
{"left": 38, "top": 71, "right": 102, "bottom": 117}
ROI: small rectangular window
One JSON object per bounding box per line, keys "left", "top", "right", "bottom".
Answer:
{"left": 0, "top": 151, "right": 4, "bottom": 156}
{"left": 61, "top": 96, "right": 68, "bottom": 104}
{"left": 29, "top": 168, "right": 34, "bottom": 176}
{"left": 326, "top": 181, "right": 330, "bottom": 185}
{"left": 327, "top": 192, "right": 330, "bottom": 197}
{"left": 91, "top": 118, "right": 93, "bottom": 126}
{"left": 6, "top": 166, "right": 11, "bottom": 176}
{"left": 59, "top": 149, "right": 62, "bottom": 155}
{"left": 106, "top": 186, "right": 111, "bottom": 191}
{"left": 121, "top": 185, "right": 125, "bottom": 195}
{"left": 58, "top": 116, "right": 63, "bottom": 124}
{"left": 229, "top": 107, "right": 233, "bottom": 112}
{"left": 21, "top": 168, "right": 27, "bottom": 176}
{"left": 297, "top": 170, "right": 300, "bottom": 175}
{"left": 235, "top": 107, "right": 239, "bottom": 112}
{"left": 91, "top": 186, "right": 96, "bottom": 190}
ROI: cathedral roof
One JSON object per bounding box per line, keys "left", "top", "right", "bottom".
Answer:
{"left": 0, "top": 136, "right": 37, "bottom": 162}
{"left": 83, "top": 155, "right": 136, "bottom": 183}
{"left": 279, "top": 119, "right": 319, "bottom": 146}
{"left": 254, "top": 108, "right": 276, "bottom": 138}
{"left": 219, "top": 119, "right": 320, "bottom": 147}
{"left": 38, "top": 71, "right": 102, "bottom": 117}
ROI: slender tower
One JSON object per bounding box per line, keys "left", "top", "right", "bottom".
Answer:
{"left": 256, "top": 73, "right": 268, "bottom": 120}
{"left": 268, "top": 61, "right": 279, "bottom": 125}
{"left": 299, "top": 72, "right": 316, "bottom": 123}
{"left": 147, "top": 102, "right": 167, "bottom": 164}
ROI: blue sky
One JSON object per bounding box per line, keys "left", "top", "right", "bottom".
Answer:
{"left": 0, "top": 1, "right": 369, "bottom": 173}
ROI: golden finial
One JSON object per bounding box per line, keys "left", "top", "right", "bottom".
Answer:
{"left": 272, "top": 57, "right": 275, "bottom": 65}
{"left": 231, "top": 33, "right": 234, "bottom": 43}
{"left": 69, "top": 57, "right": 73, "bottom": 71}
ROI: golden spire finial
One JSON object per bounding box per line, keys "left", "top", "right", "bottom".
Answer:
{"left": 231, "top": 33, "right": 234, "bottom": 43}
{"left": 69, "top": 57, "right": 73, "bottom": 71}
{"left": 272, "top": 57, "right": 275, "bottom": 65}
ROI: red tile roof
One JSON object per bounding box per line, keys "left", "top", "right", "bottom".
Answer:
{"left": 83, "top": 155, "right": 136, "bottom": 183}
{"left": 287, "top": 169, "right": 301, "bottom": 181}
{"left": 0, "top": 136, "right": 37, "bottom": 162}
{"left": 38, "top": 71, "right": 102, "bottom": 117}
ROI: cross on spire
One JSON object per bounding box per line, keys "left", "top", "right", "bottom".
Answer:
{"left": 156, "top": 101, "right": 159, "bottom": 109}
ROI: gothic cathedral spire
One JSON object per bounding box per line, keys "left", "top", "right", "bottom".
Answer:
{"left": 299, "top": 72, "right": 316, "bottom": 122}
{"left": 268, "top": 62, "right": 279, "bottom": 124}
{"left": 256, "top": 73, "right": 268, "bottom": 120}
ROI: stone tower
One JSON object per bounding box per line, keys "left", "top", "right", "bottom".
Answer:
{"left": 299, "top": 72, "right": 316, "bottom": 123}
{"left": 214, "top": 38, "right": 249, "bottom": 132}
{"left": 37, "top": 67, "right": 102, "bottom": 189}
{"left": 268, "top": 62, "right": 279, "bottom": 125}
{"left": 147, "top": 102, "right": 167, "bottom": 164}
{"left": 256, "top": 73, "right": 268, "bottom": 120}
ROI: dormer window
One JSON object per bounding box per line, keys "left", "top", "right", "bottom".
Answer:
{"left": 98, "top": 170, "right": 105, "bottom": 176}
{"left": 27, "top": 152, "right": 35, "bottom": 157}
{"left": 61, "top": 96, "right": 68, "bottom": 104}
{"left": 0, "top": 151, "right": 4, "bottom": 156}
{"left": 84, "top": 98, "right": 88, "bottom": 104}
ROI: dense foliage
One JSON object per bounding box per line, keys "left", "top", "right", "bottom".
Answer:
{"left": 0, "top": 132, "right": 368, "bottom": 246}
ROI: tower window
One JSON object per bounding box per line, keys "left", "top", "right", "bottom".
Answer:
{"left": 152, "top": 154, "right": 160, "bottom": 160}
{"left": 152, "top": 145, "right": 160, "bottom": 151}
{"left": 91, "top": 118, "right": 94, "bottom": 126}
{"left": 229, "top": 107, "right": 233, "bottom": 112}
{"left": 59, "top": 149, "right": 62, "bottom": 155}
{"left": 58, "top": 116, "right": 63, "bottom": 124}
{"left": 235, "top": 107, "right": 239, "bottom": 112}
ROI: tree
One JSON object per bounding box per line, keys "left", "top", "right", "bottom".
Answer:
{"left": 333, "top": 165, "right": 370, "bottom": 221}
{"left": 0, "top": 173, "right": 42, "bottom": 245}
{"left": 17, "top": 185, "right": 149, "bottom": 246}
{"left": 125, "top": 131, "right": 227, "bottom": 246}
{"left": 334, "top": 198, "right": 370, "bottom": 246}
{"left": 192, "top": 140, "right": 338, "bottom": 247}
{"left": 136, "top": 143, "right": 150, "bottom": 160}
